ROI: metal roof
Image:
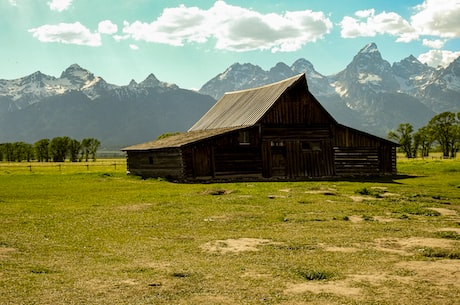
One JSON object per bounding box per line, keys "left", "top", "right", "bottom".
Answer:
{"left": 121, "top": 127, "right": 244, "bottom": 151}
{"left": 189, "top": 73, "right": 305, "bottom": 131}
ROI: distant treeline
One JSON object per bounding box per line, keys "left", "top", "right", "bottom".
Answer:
{"left": 0, "top": 137, "right": 101, "bottom": 162}
{"left": 388, "top": 111, "right": 460, "bottom": 158}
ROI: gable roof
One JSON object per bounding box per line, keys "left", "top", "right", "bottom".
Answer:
{"left": 189, "top": 73, "right": 305, "bottom": 131}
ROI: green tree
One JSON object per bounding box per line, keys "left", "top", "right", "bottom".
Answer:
{"left": 68, "top": 139, "right": 81, "bottom": 162}
{"left": 22, "top": 143, "right": 34, "bottom": 162}
{"left": 413, "top": 126, "right": 434, "bottom": 158}
{"left": 11, "top": 142, "right": 33, "bottom": 162}
{"left": 388, "top": 123, "right": 414, "bottom": 158}
{"left": 427, "top": 112, "right": 458, "bottom": 158}
{"left": 81, "top": 138, "right": 101, "bottom": 161}
{"left": 34, "top": 139, "right": 50, "bottom": 162}
{"left": 2, "top": 143, "right": 14, "bottom": 162}
{"left": 450, "top": 112, "right": 460, "bottom": 158}
{"left": 49, "top": 136, "right": 71, "bottom": 162}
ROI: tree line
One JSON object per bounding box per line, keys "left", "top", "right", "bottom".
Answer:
{"left": 388, "top": 111, "right": 460, "bottom": 158}
{"left": 0, "top": 137, "right": 101, "bottom": 162}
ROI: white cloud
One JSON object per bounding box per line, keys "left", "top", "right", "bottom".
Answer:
{"left": 121, "top": 0, "right": 333, "bottom": 52}
{"left": 340, "top": 9, "right": 414, "bottom": 39}
{"left": 340, "top": 0, "right": 460, "bottom": 43}
{"left": 422, "top": 39, "right": 446, "bottom": 49}
{"left": 8, "top": 0, "right": 17, "bottom": 6}
{"left": 411, "top": 0, "right": 460, "bottom": 38}
{"left": 98, "top": 20, "right": 118, "bottom": 35}
{"left": 129, "top": 44, "right": 139, "bottom": 50}
{"left": 418, "top": 49, "right": 460, "bottom": 68}
{"left": 48, "top": 0, "right": 73, "bottom": 12}
{"left": 29, "top": 22, "right": 101, "bottom": 46}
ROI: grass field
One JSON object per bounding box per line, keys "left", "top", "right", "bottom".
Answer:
{"left": 0, "top": 158, "right": 459, "bottom": 304}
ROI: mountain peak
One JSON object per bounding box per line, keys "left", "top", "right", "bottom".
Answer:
{"left": 291, "top": 58, "right": 315, "bottom": 74}
{"left": 60, "top": 64, "right": 94, "bottom": 83}
{"left": 359, "top": 43, "right": 379, "bottom": 54}
{"left": 139, "top": 73, "right": 161, "bottom": 87}
{"left": 128, "top": 79, "right": 138, "bottom": 87}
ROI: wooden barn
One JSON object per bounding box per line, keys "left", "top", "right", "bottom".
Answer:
{"left": 122, "top": 74, "right": 397, "bottom": 181}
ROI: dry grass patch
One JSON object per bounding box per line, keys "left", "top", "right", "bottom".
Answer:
{"left": 0, "top": 247, "right": 16, "bottom": 259}
{"left": 201, "top": 238, "right": 282, "bottom": 254}
{"left": 395, "top": 260, "right": 460, "bottom": 289}
{"left": 428, "top": 207, "right": 458, "bottom": 216}
{"left": 285, "top": 281, "right": 362, "bottom": 297}
{"left": 372, "top": 237, "right": 460, "bottom": 256}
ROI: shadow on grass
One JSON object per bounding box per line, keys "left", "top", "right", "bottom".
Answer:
{"left": 170, "top": 174, "right": 420, "bottom": 184}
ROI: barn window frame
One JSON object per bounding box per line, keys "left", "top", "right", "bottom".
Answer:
{"left": 239, "top": 130, "right": 251, "bottom": 146}
{"left": 302, "top": 141, "right": 321, "bottom": 152}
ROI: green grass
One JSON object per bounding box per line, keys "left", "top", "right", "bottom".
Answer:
{"left": 0, "top": 158, "right": 459, "bottom": 304}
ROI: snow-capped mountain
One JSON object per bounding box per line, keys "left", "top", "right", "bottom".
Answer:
{"left": 199, "top": 58, "right": 334, "bottom": 99}
{"left": 1, "top": 43, "right": 459, "bottom": 145}
{"left": 0, "top": 65, "right": 215, "bottom": 146}
{"left": 200, "top": 42, "right": 459, "bottom": 136}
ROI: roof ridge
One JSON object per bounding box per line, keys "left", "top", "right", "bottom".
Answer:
{"left": 224, "top": 73, "right": 304, "bottom": 95}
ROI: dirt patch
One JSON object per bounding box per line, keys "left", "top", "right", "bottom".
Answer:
{"left": 373, "top": 216, "right": 398, "bottom": 223}
{"left": 395, "top": 260, "right": 460, "bottom": 289}
{"left": 201, "top": 238, "right": 281, "bottom": 254}
{"left": 437, "top": 227, "right": 460, "bottom": 234}
{"left": 285, "top": 260, "right": 460, "bottom": 299}
{"left": 118, "top": 203, "right": 153, "bottom": 212}
{"left": 348, "top": 215, "right": 364, "bottom": 223}
{"left": 0, "top": 247, "right": 16, "bottom": 259}
{"left": 428, "top": 208, "right": 458, "bottom": 217}
{"left": 186, "top": 295, "right": 236, "bottom": 304}
{"left": 319, "top": 243, "right": 360, "bottom": 253}
{"left": 372, "top": 237, "right": 459, "bottom": 256}
{"left": 349, "top": 196, "right": 374, "bottom": 202}
{"left": 285, "top": 281, "right": 362, "bottom": 297}
{"left": 203, "top": 215, "right": 231, "bottom": 222}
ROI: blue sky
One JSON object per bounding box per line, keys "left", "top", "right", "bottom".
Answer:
{"left": 1, "top": 0, "right": 459, "bottom": 89}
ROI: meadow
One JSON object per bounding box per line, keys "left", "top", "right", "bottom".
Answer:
{"left": 0, "top": 157, "right": 459, "bottom": 304}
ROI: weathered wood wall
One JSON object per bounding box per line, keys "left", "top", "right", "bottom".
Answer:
{"left": 126, "top": 148, "right": 184, "bottom": 179}
{"left": 333, "top": 125, "right": 396, "bottom": 175}
{"left": 261, "top": 83, "right": 333, "bottom": 125}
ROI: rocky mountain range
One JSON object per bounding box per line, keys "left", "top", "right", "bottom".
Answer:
{"left": 0, "top": 43, "right": 459, "bottom": 147}
{"left": 0, "top": 64, "right": 215, "bottom": 147}
{"left": 200, "top": 43, "right": 460, "bottom": 135}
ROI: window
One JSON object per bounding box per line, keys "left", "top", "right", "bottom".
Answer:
{"left": 271, "top": 141, "right": 284, "bottom": 147}
{"left": 148, "top": 156, "right": 154, "bottom": 164}
{"left": 302, "top": 141, "right": 321, "bottom": 152}
{"left": 239, "top": 131, "right": 250, "bottom": 145}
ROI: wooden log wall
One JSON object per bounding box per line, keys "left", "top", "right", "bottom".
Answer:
{"left": 126, "top": 149, "right": 184, "bottom": 179}
{"left": 333, "top": 147, "right": 379, "bottom": 175}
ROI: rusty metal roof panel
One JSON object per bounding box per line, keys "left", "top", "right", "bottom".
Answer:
{"left": 189, "top": 74, "right": 305, "bottom": 131}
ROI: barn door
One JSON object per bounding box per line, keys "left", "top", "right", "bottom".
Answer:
{"left": 286, "top": 140, "right": 334, "bottom": 178}
{"left": 270, "top": 141, "right": 286, "bottom": 177}
{"left": 192, "top": 145, "right": 214, "bottom": 177}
